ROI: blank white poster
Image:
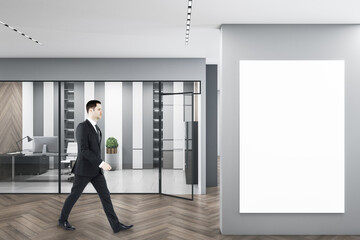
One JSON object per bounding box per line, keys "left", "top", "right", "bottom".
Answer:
{"left": 239, "top": 60, "right": 344, "bottom": 213}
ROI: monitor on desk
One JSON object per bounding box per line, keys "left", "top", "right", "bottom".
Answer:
{"left": 32, "top": 136, "right": 58, "bottom": 153}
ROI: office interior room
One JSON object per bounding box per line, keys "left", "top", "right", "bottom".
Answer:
{"left": 0, "top": 81, "right": 202, "bottom": 198}
{"left": 2, "top": 0, "right": 360, "bottom": 238}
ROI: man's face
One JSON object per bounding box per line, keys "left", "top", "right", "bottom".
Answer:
{"left": 90, "top": 103, "right": 102, "bottom": 120}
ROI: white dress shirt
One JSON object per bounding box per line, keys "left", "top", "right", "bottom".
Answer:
{"left": 87, "top": 117, "right": 105, "bottom": 168}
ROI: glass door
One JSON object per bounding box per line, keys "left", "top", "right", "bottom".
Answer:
{"left": 160, "top": 89, "right": 195, "bottom": 200}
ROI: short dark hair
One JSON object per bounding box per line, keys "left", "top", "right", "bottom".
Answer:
{"left": 86, "top": 100, "right": 101, "bottom": 113}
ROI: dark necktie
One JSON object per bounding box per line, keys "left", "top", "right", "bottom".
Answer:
{"left": 95, "top": 124, "right": 101, "bottom": 143}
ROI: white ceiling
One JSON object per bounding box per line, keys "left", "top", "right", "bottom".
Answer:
{"left": 1, "top": 0, "right": 360, "bottom": 62}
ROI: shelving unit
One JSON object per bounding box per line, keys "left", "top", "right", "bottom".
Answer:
{"left": 153, "top": 82, "right": 163, "bottom": 168}
{"left": 64, "top": 82, "right": 75, "bottom": 152}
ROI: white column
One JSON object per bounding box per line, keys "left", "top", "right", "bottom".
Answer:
{"left": 105, "top": 82, "right": 122, "bottom": 169}
{"left": 22, "top": 82, "right": 33, "bottom": 150}
{"left": 43, "top": 82, "right": 54, "bottom": 136}
{"left": 173, "top": 82, "right": 185, "bottom": 169}
{"left": 84, "top": 82, "right": 95, "bottom": 117}
{"left": 132, "top": 82, "right": 143, "bottom": 169}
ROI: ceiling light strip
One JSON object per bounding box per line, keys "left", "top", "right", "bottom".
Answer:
{"left": 0, "top": 20, "right": 43, "bottom": 45}
{"left": 185, "top": 0, "right": 192, "bottom": 45}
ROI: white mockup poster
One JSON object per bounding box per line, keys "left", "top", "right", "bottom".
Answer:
{"left": 239, "top": 60, "right": 344, "bottom": 213}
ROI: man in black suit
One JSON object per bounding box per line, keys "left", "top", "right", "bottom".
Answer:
{"left": 58, "top": 100, "right": 133, "bottom": 233}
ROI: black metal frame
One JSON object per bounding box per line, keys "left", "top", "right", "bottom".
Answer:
{"left": 159, "top": 83, "right": 199, "bottom": 201}
{"left": 0, "top": 80, "right": 201, "bottom": 198}
{"left": 58, "top": 82, "right": 62, "bottom": 193}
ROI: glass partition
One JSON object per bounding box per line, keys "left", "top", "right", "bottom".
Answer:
{"left": 0, "top": 81, "right": 200, "bottom": 195}
{"left": 60, "top": 82, "right": 161, "bottom": 193}
{"left": 160, "top": 82, "right": 196, "bottom": 200}
{"left": 0, "top": 82, "right": 60, "bottom": 193}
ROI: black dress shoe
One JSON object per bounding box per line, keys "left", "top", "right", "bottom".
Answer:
{"left": 114, "top": 223, "right": 133, "bottom": 233}
{"left": 58, "top": 220, "right": 76, "bottom": 231}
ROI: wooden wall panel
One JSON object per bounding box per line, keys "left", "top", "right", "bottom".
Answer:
{"left": 0, "top": 82, "right": 22, "bottom": 154}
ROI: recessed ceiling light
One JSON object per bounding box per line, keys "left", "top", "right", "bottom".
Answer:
{"left": 0, "top": 20, "right": 43, "bottom": 45}
{"left": 184, "top": 0, "right": 193, "bottom": 45}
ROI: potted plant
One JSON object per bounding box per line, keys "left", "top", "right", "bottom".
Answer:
{"left": 106, "top": 137, "right": 120, "bottom": 170}
{"left": 106, "top": 137, "right": 118, "bottom": 154}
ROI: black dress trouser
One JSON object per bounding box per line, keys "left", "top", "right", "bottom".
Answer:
{"left": 59, "top": 173, "right": 120, "bottom": 231}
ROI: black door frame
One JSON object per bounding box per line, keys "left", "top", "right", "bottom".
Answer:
{"left": 158, "top": 84, "right": 197, "bottom": 200}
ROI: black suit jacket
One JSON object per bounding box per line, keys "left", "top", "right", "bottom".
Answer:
{"left": 72, "top": 120, "right": 103, "bottom": 177}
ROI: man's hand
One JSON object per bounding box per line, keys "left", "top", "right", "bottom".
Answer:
{"left": 101, "top": 162, "right": 112, "bottom": 171}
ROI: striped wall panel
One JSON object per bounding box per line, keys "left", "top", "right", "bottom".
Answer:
{"left": 22, "top": 82, "right": 33, "bottom": 150}
{"left": 43, "top": 82, "right": 54, "bottom": 136}
{"left": 84, "top": 82, "right": 94, "bottom": 117}
{"left": 105, "top": 82, "right": 122, "bottom": 169}
{"left": 133, "top": 82, "right": 143, "bottom": 169}
{"left": 143, "top": 83, "right": 153, "bottom": 169}
{"left": 173, "top": 82, "right": 185, "bottom": 169}
{"left": 122, "top": 82, "right": 133, "bottom": 169}
{"left": 94, "top": 82, "right": 105, "bottom": 160}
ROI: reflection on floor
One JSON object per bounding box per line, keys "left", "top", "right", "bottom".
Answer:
{"left": 0, "top": 169, "right": 197, "bottom": 195}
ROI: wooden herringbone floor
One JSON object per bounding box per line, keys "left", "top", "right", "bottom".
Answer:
{"left": 0, "top": 188, "right": 360, "bottom": 240}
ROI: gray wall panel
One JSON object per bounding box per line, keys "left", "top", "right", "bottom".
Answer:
{"left": 95, "top": 82, "right": 105, "bottom": 160}
{"left": 54, "top": 83, "right": 59, "bottom": 137}
{"left": 33, "top": 82, "right": 43, "bottom": 136}
{"left": 206, "top": 65, "right": 217, "bottom": 187}
{"left": 0, "top": 59, "right": 204, "bottom": 81}
{"left": 183, "top": 82, "right": 193, "bottom": 92}
{"left": 162, "top": 82, "right": 173, "bottom": 169}
{"left": 220, "top": 24, "right": 360, "bottom": 234}
{"left": 143, "top": 83, "right": 153, "bottom": 169}
{"left": 60, "top": 83, "right": 65, "bottom": 153}
{"left": 122, "top": 83, "right": 133, "bottom": 169}
{"left": 53, "top": 83, "right": 59, "bottom": 169}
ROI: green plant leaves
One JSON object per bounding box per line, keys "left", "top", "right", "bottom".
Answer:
{"left": 106, "top": 137, "right": 118, "bottom": 148}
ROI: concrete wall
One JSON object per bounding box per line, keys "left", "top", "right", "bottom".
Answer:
{"left": 220, "top": 24, "right": 360, "bottom": 234}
